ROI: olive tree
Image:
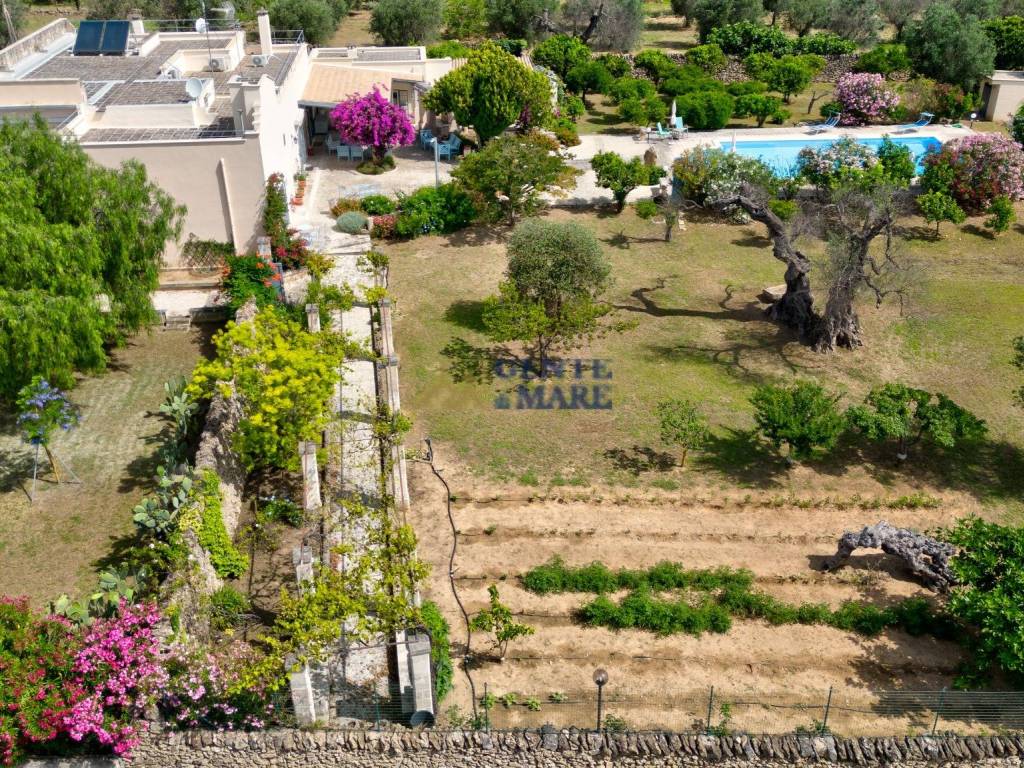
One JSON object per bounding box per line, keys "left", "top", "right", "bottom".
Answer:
{"left": 370, "top": 0, "right": 444, "bottom": 44}
{"left": 905, "top": 1, "right": 996, "bottom": 91}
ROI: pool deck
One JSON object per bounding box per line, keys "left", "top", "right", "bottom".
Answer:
{"left": 564, "top": 123, "right": 973, "bottom": 206}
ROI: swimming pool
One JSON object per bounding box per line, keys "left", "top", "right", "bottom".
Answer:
{"left": 719, "top": 135, "right": 942, "bottom": 177}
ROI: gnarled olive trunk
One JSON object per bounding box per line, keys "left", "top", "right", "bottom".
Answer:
{"left": 712, "top": 193, "right": 818, "bottom": 341}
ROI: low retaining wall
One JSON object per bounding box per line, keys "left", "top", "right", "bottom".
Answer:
{"left": 27, "top": 729, "right": 1024, "bottom": 767}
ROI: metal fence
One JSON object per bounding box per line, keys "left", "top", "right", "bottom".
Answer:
{"left": 473, "top": 685, "right": 1024, "bottom": 737}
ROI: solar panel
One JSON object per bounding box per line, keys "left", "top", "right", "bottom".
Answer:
{"left": 73, "top": 20, "right": 104, "bottom": 55}
{"left": 99, "top": 21, "right": 130, "bottom": 55}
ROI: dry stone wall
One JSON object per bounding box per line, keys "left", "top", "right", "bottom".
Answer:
{"left": 26, "top": 729, "right": 1024, "bottom": 768}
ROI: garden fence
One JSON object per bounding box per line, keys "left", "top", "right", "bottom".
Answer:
{"left": 472, "top": 685, "right": 1024, "bottom": 736}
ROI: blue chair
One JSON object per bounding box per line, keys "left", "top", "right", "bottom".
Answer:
{"left": 896, "top": 112, "right": 934, "bottom": 133}
{"left": 648, "top": 122, "right": 672, "bottom": 142}
{"left": 807, "top": 114, "right": 841, "bottom": 134}
{"left": 333, "top": 143, "right": 350, "bottom": 160}
{"left": 437, "top": 134, "right": 462, "bottom": 160}
{"left": 419, "top": 128, "right": 434, "bottom": 149}
{"left": 672, "top": 116, "right": 688, "bottom": 135}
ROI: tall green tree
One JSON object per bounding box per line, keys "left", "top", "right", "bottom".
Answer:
{"left": 370, "top": 0, "right": 444, "bottom": 45}
{"left": 268, "top": 0, "right": 336, "bottom": 45}
{"left": 783, "top": 0, "right": 830, "bottom": 35}
{"left": 751, "top": 381, "right": 845, "bottom": 461}
{"left": 450, "top": 133, "right": 577, "bottom": 224}
{"left": 444, "top": 0, "right": 488, "bottom": 37}
{"left": 823, "top": 0, "right": 881, "bottom": 44}
{"left": 905, "top": 1, "right": 996, "bottom": 90}
{"left": 0, "top": 118, "right": 182, "bottom": 400}
{"left": 693, "top": 0, "right": 764, "bottom": 40}
{"left": 484, "top": 0, "right": 557, "bottom": 39}
{"left": 423, "top": 41, "right": 553, "bottom": 143}
{"left": 878, "top": 0, "right": 925, "bottom": 40}
{"left": 566, "top": 60, "right": 614, "bottom": 105}
{"left": 561, "top": 0, "right": 645, "bottom": 51}
{"left": 482, "top": 218, "right": 611, "bottom": 369}
{"left": 531, "top": 33, "right": 592, "bottom": 78}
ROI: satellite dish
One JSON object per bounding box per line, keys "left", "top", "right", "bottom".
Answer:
{"left": 195, "top": 17, "right": 208, "bottom": 33}
{"left": 185, "top": 77, "right": 205, "bottom": 101}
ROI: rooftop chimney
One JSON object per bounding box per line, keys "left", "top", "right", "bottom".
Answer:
{"left": 128, "top": 11, "right": 145, "bottom": 37}
{"left": 257, "top": 9, "right": 272, "bottom": 58}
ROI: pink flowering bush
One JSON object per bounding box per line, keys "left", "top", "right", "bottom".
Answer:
{"left": 0, "top": 599, "right": 165, "bottom": 765}
{"left": 63, "top": 603, "right": 167, "bottom": 757}
{"left": 159, "top": 643, "right": 273, "bottom": 731}
{"left": 922, "top": 133, "right": 1024, "bottom": 213}
{"left": 329, "top": 88, "right": 416, "bottom": 165}
{"left": 834, "top": 73, "right": 900, "bottom": 126}
{"left": 797, "top": 136, "right": 878, "bottom": 188}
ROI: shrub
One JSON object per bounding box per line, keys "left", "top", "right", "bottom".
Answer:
{"left": 210, "top": 586, "right": 251, "bottom": 630}
{"left": 330, "top": 197, "right": 362, "bottom": 216}
{"left": 834, "top": 72, "right": 900, "bottom": 125}
{"left": 876, "top": 136, "right": 916, "bottom": 185}
{"left": 359, "top": 194, "right": 396, "bottom": 215}
{"left": 921, "top": 133, "right": 1024, "bottom": 213}
{"left": 336, "top": 211, "right": 369, "bottom": 233}
{"left": 918, "top": 190, "right": 966, "bottom": 235}
{"left": 856, "top": 43, "right": 911, "bottom": 76}
{"left": 733, "top": 93, "right": 784, "bottom": 127}
{"left": 560, "top": 93, "right": 586, "bottom": 122}
{"left": 566, "top": 60, "right": 614, "bottom": 99}
{"left": 794, "top": 31, "right": 856, "bottom": 55}
{"left": 766, "top": 55, "right": 817, "bottom": 103}
{"left": 634, "top": 199, "right": 659, "bottom": 218}
{"left": 619, "top": 95, "right": 668, "bottom": 126}
{"left": 427, "top": 39, "right": 475, "bottom": 58}
{"left": 750, "top": 380, "right": 845, "bottom": 461}
{"left": 394, "top": 183, "right": 476, "bottom": 237}
{"left": 608, "top": 76, "right": 657, "bottom": 103}
{"left": 707, "top": 21, "right": 793, "bottom": 56}
{"left": 660, "top": 66, "right": 724, "bottom": 97}
{"left": 421, "top": 601, "right": 454, "bottom": 702}
{"left": 743, "top": 51, "right": 778, "bottom": 81}
{"left": 263, "top": 496, "right": 303, "bottom": 526}
{"left": 633, "top": 49, "right": 677, "bottom": 83}
{"left": 984, "top": 195, "right": 1016, "bottom": 234}
{"left": 727, "top": 80, "right": 767, "bottom": 96}
{"left": 673, "top": 146, "right": 778, "bottom": 204}
{"left": 675, "top": 90, "right": 734, "bottom": 130}
{"left": 494, "top": 38, "right": 527, "bottom": 56}
{"left": 598, "top": 53, "right": 631, "bottom": 77}
{"left": 797, "top": 136, "right": 878, "bottom": 188}
{"left": 549, "top": 119, "right": 581, "bottom": 146}
{"left": 370, "top": 214, "right": 398, "bottom": 239}
{"left": 686, "top": 43, "right": 726, "bottom": 73}
{"left": 928, "top": 83, "right": 978, "bottom": 121}
{"left": 329, "top": 87, "right": 416, "bottom": 165}
{"left": 222, "top": 254, "right": 278, "bottom": 313}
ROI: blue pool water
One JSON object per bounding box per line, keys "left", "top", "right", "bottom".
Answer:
{"left": 720, "top": 135, "right": 942, "bottom": 177}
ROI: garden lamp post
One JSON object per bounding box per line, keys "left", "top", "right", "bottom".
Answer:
{"left": 430, "top": 137, "right": 440, "bottom": 188}
{"left": 970, "top": 112, "right": 977, "bottom": 129}
{"left": 593, "top": 668, "right": 608, "bottom": 731}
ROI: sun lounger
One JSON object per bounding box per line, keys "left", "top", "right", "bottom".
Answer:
{"left": 896, "top": 112, "right": 934, "bottom": 132}
{"left": 807, "top": 114, "right": 840, "bottom": 134}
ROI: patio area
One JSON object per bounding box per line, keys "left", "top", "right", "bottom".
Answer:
{"left": 304, "top": 144, "right": 454, "bottom": 198}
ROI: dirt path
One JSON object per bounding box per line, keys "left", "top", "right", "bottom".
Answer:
{"left": 408, "top": 451, "right": 982, "bottom": 733}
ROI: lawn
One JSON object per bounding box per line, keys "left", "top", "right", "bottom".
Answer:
{"left": 386, "top": 207, "right": 1024, "bottom": 516}
{"left": 0, "top": 327, "right": 211, "bottom": 606}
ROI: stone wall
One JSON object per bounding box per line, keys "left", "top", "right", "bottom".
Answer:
{"left": 27, "top": 729, "right": 1024, "bottom": 768}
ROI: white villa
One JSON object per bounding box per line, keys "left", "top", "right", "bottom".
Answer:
{"left": 0, "top": 16, "right": 462, "bottom": 275}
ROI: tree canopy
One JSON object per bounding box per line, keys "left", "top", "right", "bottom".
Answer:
{"left": 0, "top": 118, "right": 183, "bottom": 401}
{"left": 370, "top": 0, "right": 444, "bottom": 45}
{"left": 450, "top": 133, "right": 577, "bottom": 224}
{"left": 423, "top": 42, "right": 553, "bottom": 143}
{"left": 905, "top": 1, "right": 996, "bottom": 90}
{"left": 268, "top": 0, "right": 337, "bottom": 46}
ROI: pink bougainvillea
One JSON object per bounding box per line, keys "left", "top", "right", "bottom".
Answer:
{"left": 329, "top": 87, "right": 416, "bottom": 163}
{"left": 923, "top": 133, "right": 1024, "bottom": 212}
{"left": 63, "top": 602, "right": 167, "bottom": 756}
{"left": 834, "top": 73, "right": 900, "bottom": 126}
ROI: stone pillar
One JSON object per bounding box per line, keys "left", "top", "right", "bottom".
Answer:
{"left": 299, "top": 440, "right": 321, "bottom": 511}
{"left": 305, "top": 303, "right": 320, "bottom": 333}
{"left": 256, "top": 236, "right": 272, "bottom": 259}
{"left": 292, "top": 544, "right": 315, "bottom": 591}
{"left": 286, "top": 655, "right": 317, "bottom": 726}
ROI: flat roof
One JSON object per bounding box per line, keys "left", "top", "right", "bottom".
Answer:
{"left": 300, "top": 64, "right": 393, "bottom": 107}
{"left": 989, "top": 70, "right": 1024, "bottom": 83}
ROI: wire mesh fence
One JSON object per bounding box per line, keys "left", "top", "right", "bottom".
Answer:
{"left": 473, "top": 685, "right": 1024, "bottom": 736}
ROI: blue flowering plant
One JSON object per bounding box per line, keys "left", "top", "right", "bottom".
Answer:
{"left": 16, "top": 376, "right": 79, "bottom": 447}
